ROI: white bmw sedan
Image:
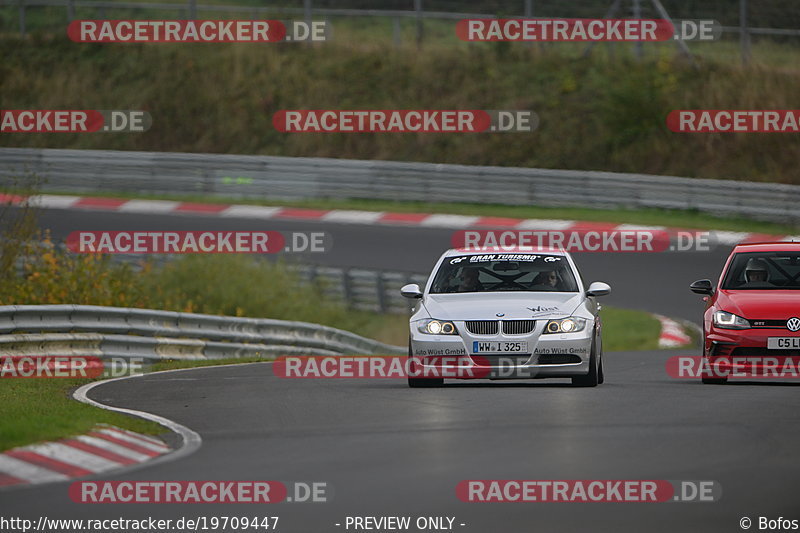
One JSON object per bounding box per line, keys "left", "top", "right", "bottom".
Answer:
{"left": 401, "top": 248, "right": 611, "bottom": 388}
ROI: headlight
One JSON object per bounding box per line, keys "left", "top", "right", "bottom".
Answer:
{"left": 418, "top": 319, "right": 459, "bottom": 335}
{"left": 543, "top": 317, "right": 587, "bottom": 334}
{"left": 713, "top": 311, "right": 750, "bottom": 329}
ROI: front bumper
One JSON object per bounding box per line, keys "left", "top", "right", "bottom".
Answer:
{"left": 705, "top": 327, "right": 800, "bottom": 374}
{"left": 409, "top": 322, "right": 593, "bottom": 379}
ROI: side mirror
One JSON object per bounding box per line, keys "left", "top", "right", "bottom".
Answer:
{"left": 586, "top": 281, "right": 611, "bottom": 297}
{"left": 400, "top": 283, "right": 423, "bottom": 299}
{"left": 690, "top": 279, "right": 714, "bottom": 295}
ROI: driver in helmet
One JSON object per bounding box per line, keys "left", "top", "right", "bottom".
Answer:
{"left": 743, "top": 257, "right": 772, "bottom": 287}
{"left": 532, "top": 268, "right": 560, "bottom": 291}
{"left": 457, "top": 267, "right": 484, "bottom": 292}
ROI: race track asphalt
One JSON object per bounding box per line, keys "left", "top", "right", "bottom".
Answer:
{"left": 3, "top": 352, "right": 799, "bottom": 533}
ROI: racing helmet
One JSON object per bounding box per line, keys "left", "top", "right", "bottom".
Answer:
{"left": 744, "top": 258, "right": 769, "bottom": 282}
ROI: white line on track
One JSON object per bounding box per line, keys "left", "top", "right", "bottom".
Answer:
{"left": 72, "top": 373, "right": 203, "bottom": 477}
{"left": 117, "top": 200, "right": 181, "bottom": 213}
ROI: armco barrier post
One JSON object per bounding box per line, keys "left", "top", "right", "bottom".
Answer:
{"left": 740, "top": 0, "right": 751, "bottom": 65}
{"left": 18, "top": 0, "right": 26, "bottom": 36}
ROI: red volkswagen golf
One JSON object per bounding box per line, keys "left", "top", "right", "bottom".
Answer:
{"left": 690, "top": 242, "right": 800, "bottom": 384}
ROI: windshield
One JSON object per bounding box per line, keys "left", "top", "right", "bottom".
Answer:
{"left": 430, "top": 254, "right": 579, "bottom": 294}
{"left": 722, "top": 251, "right": 800, "bottom": 290}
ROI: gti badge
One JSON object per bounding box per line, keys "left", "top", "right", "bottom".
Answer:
{"left": 787, "top": 317, "right": 800, "bottom": 332}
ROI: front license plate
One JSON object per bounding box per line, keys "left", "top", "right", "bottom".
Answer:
{"left": 767, "top": 337, "right": 800, "bottom": 349}
{"left": 472, "top": 341, "right": 528, "bottom": 353}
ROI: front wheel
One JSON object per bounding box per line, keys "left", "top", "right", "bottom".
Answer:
{"left": 597, "top": 352, "right": 605, "bottom": 384}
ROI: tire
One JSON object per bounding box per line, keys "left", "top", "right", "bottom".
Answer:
{"left": 597, "top": 332, "right": 604, "bottom": 384}
{"left": 407, "top": 338, "right": 444, "bottom": 388}
{"left": 572, "top": 337, "right": 599, "bottom": 387}
{"left": 597, "top": 352, "right": 605, "bottom": 385}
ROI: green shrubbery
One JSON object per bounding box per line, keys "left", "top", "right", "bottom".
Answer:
{"left": 1, "top": 35, "right": 799, "bottom": 182}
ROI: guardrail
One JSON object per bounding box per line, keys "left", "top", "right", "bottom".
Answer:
{"left": 293, "top": 264, "right": 427, "bottom": 314}
{"left": 2, "top": 147, "right": 799, "bottom": 223}
{"left": 0, "top": 305, "right": 406, "bottom": 360}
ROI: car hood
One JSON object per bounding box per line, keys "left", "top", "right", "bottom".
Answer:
{"left": 422, "top": 292, "right": 583, "bottom": 320}
{"left": 717, "top": 290, "right": 800, "bottom": 320}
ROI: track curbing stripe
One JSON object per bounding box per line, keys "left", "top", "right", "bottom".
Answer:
{"left": 8, "top": 193, "right": 789, "bottom": 247}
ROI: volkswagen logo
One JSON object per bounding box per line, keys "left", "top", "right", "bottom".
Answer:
{"left": 787, "top": 317, "right": 800, "bottom": 332}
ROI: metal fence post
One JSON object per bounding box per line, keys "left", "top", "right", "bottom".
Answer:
{"left": 67, "top": 0, "right": 75, "bottom": 22}
{"left": 392, "top": 17, "right": 401, "bottom": 47}
{"left": 740, "top": 0, "right": 751, "bottom": 65}
{"left": 524, "top": 0, "right": 532, "bottom": 49}
{"left": 632, "top": 0, "right": 642, "bottom": 60}
{"left": 376, "top": 273, "right": 387, "bottom": 313}
{"left": 414, "top": 0, "right": 423, "bottom": 47}
{"left": 188, "top": 0, "right": 197, "bottom": 20}
{"left": 18, "top": 0, "right": 26, "bottom": 37}
{"left": 304, "top": 0, "right": 312, "bottom": 27}
{"left": 342, "top": 268, "right": 354, "bottom": 308}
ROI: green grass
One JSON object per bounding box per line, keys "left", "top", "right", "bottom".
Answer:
{"left": 2, "top": 32, "right": 800, "bottom": 183}
{"left": 600, "top": 306, "right": 663, "bottom": 352}
{"left": 1, "top": 250, "right": 412, "bottom": 345}
{"left": 0, "top": 379, "right": 164, "bottom": 452}
{"left": 137, "top": 255, "right": 413, "bottom": 345}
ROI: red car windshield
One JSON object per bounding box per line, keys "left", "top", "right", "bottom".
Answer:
{"left": 722, "top": 251, "right": 800, "bottom": 290}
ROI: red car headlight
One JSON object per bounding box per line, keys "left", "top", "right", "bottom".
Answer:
{"left": 713, "top": 311, "right": 750, "bottom": 330}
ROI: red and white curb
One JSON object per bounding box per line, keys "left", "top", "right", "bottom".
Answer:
{"left": 0, "top": 425, "right": 169, "bottom": 488}
{"left": 1, "top": 193, "right": 795, "bottom": 246}
{"left": 655, "top": 315, "right": 693, "bottom": 348}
